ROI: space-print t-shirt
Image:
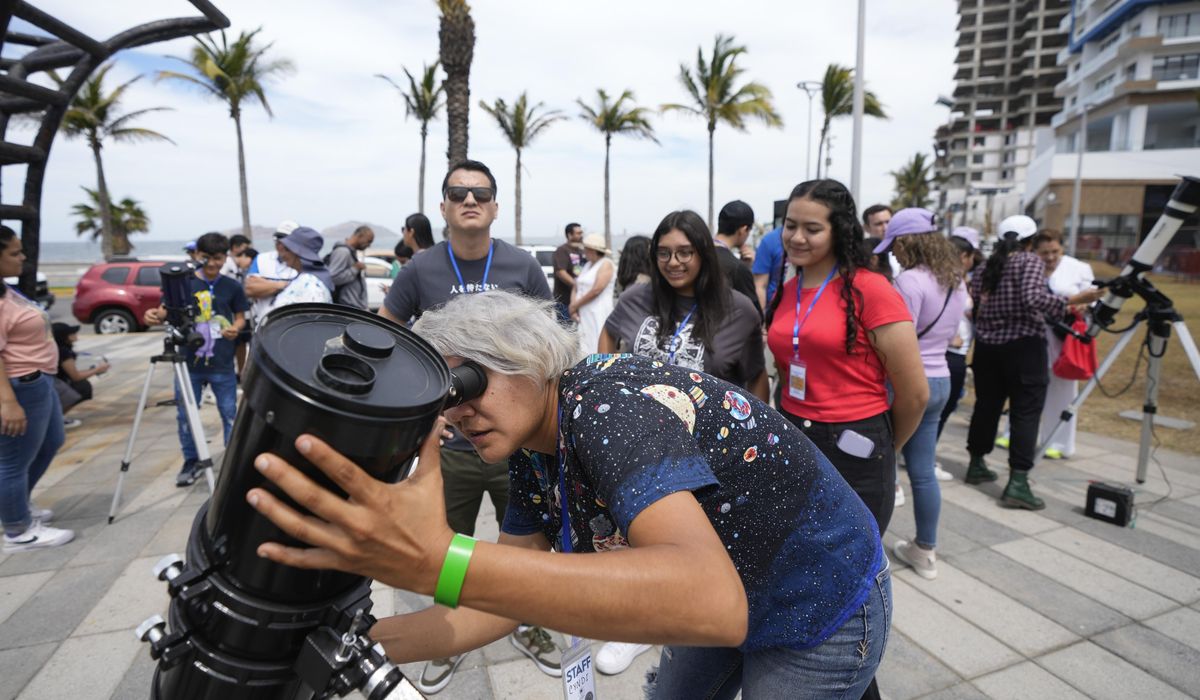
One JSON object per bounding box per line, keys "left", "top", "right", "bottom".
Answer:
{"left": 502, "top": 354, "right": 883, "bottom": 651}
{"left": 603, "top": 284, "right": 764, "bottom": 388}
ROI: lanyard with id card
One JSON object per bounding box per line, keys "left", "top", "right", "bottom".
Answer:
{"left": 554, "top": 408, "right": 598, "bottom": 700}
{"left": 789, "top": 268, "right": 837, "bottom": 401}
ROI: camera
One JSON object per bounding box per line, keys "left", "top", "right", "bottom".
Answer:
{"left": 158, "top": 262, "right": 205, "bottom": 350}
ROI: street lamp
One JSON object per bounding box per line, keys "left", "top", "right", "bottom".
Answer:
{"left": 850, "top": 0, "right": 866, "bottom": 204}
{"left": 797, "top": 80, "right": 822, "bottom": 180}
{"left": 1067, "top": 97, "right": 1096, "bottom": 257}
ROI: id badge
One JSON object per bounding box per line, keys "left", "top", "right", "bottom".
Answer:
{"left": 561, "top": 638, "right": 597, "bottom": 700}
{"left": 788, "top": 357, "right": 808, "bottom": 401}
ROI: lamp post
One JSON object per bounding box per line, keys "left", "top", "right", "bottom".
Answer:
{"left": 797, "top": 80, "right": 822, "bottom": 180}
{"left": 850, "top": 0, "right": 866, "bottom": 203}
{"left": 1067, "top": 98, "right": 1094, "bottom": 258}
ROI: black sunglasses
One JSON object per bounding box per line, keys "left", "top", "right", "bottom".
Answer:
{"left": 444, "top": 186, "right": 495, "bottom": 204}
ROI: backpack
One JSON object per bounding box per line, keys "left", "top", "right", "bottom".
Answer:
{"left": 323, "top": 242, "right": 361, "bottom": 302}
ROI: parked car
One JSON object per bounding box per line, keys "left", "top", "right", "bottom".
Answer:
{"left": 363, "top": 255, "right": 394, "bottom": 312}
{"left": 517, "top": 245, "right": 557, "bottom": 290}
{"left": 72, "top": 259, "right": 166, "bottom": 334}
{"left": 3, "top": 271, "right": 54, "bottom": 309}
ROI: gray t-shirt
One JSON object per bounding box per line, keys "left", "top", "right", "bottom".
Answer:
{"left": 384, "top": 239, "right": 550, "bottom": 321}
{"left": 384, "top": 237, "right": 552, "bottom": 451}
{"left": 603, "top": 283, "right": 764, "bottom": 388}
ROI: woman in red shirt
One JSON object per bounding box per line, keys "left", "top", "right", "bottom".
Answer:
{"left": 766, "top": 180, "right": 928, "bottom": 535}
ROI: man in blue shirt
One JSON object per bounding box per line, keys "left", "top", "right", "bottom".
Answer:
{"left": 751, "top": 225, "right": 783, "bottom": 310}
{"left": 144, "top": 232, "right": 249, "bottom": 486}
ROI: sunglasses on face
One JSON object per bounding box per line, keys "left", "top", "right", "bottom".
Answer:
{"left": 444, "top": 186, "right": 496, "bottom": 204}
{"left": 655, "top": 247, "right": 695, "bottom": 264}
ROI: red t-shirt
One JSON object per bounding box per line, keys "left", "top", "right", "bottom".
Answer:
{"left": 767, "top": 269, "right": 911, "bottom": 423}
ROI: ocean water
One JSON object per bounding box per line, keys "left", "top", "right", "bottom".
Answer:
{"left": 37, "top": 239, "right": 194, "bottom": 263}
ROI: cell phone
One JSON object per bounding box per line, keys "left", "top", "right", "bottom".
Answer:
{"left": 836, "top": 429, "right": 876, "bottom": 459}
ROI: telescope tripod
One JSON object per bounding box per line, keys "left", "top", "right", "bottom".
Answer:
{"left": 1037, "top": 278, "right": 1200, "bottom": 483}
{"left": 108, "top": 336, "right": 216, "bottom": 523}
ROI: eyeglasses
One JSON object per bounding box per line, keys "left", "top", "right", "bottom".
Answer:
{"left": 655, "top": 247, "right": 695, "bottom": 264}
{"left": 444, "top": 186, "right": 496, "bottom": 204}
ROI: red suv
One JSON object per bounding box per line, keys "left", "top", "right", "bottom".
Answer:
{"left": 72, "top": 259, "right": 166, "bottom": 334}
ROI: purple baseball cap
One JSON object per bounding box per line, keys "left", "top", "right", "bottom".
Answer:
{"left": 873, "top": 208, "right": 938, "bottom": 254}
{"left": 951, "top": 226, "right": 980, "bottom": 250}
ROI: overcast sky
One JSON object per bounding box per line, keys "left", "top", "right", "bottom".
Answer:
{"left": 10, "top": 0, "right": 958, "bottom": 245}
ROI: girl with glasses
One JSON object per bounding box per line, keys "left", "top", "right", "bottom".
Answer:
{"left": 600, "top": 210, "right": 767, "bottom": 401}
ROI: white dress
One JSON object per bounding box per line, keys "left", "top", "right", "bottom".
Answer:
{"left": 1040, "top": 256, "right": 1095, "bottom": 456}
{"left": 574, "top": 258, "right": 615, "bottom": 355}
{"left": 261, "top": 273, "right": 332, "bottom": 327}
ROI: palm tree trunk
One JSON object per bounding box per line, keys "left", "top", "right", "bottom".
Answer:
{"left": 445, "top": 71, "right": 470, "bottom": 166}
{"left": 232, "top": 110, "right": 252, "bottom": 238}
{"left": 817, "top": 120, "right": 829, "bottom": 179}
{"left": 603, "top": 133, "right": 612, "bottom": 251}
{"left": 90, "top": 140, "right": 115, "bottom": 261}
{"left": 514, "top": 148, "right": 523, "bottom": 245}
{"left": 707, "top": 125, "right": 715, "bottom": 233}
{"left": 418, "top": 122, "right": 428, "bottom": 214}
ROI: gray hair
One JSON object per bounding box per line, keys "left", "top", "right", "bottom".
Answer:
{"left": 412, "top": 291, "right": 581, "bottom": 383}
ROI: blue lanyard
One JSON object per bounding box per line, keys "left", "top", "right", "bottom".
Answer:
{"left": 792, "top": 268, "right": 837, "bottom": 358}
{"left": 197, "top": 272, "right": 218, "bottom": 297}
{"left": 667, "top": 303, "right": 698, "bottom": 364}
{"left": 447, "top": 241, "right": 494, "bottom": 292}
{"left": 555, "top": 403, "right": 572, "bottom": 553}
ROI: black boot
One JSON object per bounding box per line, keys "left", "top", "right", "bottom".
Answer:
{"left": 1002, "top": 470, "right": 1045, "bottom": 510}
{"left": 965, "top": 454, "right": 998, "bottom": 484}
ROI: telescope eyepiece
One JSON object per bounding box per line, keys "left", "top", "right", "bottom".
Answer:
{"left": 447, "top": 361, "right": 488, "bottom": 407}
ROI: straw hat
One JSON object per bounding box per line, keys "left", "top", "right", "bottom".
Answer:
{"left": 581, "top": 233, "right": 610, "bottom": 255}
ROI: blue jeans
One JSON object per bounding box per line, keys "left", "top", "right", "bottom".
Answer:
{"left": 175, "top": 366, "right": 237, "bottom": 463}
{"left": 648, "top": 565, "right": 892, "bottom": 699}
{"left": 1, "top": 374, "right": 65, "bottom": 535}
{"left": 901, "top": 376, "right": 951, "bottom": 549}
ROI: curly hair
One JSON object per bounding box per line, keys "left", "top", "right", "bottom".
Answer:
{"left": 649, "top": 211, "right": 729, "bottom": 349}
{"left": 893, "top": 233, "right": 963, "bottom": 291}
{"left": 765, "top": 179, "right": 868, "bottom": 356}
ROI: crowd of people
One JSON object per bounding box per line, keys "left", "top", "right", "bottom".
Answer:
{"left": 0, "top": 158, "right": 1107, "bottom": 699}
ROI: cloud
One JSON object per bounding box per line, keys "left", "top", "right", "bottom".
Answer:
{"left": 23, "top": 0, "right": 957, "bottom": 245}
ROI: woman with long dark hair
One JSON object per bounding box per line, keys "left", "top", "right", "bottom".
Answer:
{"left": 765, "top": 180, "right": 927, "bottom": 536}
{"left": 601, "top": 210, "right": 767, "bottom": 399}
{"left": 965, "top": 216, "right": 1101, "bottom": 509}
{"left": 615, "top": 235, "right": 652, "bottom": 292}
{"left": 938, "top": 231, "right": 983, "bottom": 439}
{"left": 873, "top": 209, "right": 967, "bottom": 581}
{"left": 1, "top": 226, "right": 74, "bottom": 553}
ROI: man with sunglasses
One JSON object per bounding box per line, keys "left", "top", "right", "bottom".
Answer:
{"left": 380, "top": 159, "right": 554, "bottom": 693}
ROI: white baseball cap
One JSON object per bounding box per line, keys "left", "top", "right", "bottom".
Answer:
{"left": 997, "top": 215, "right": 1038, "bottom": 241}
{"left": 274, "top": 220, "right": 300, "bottom": 238}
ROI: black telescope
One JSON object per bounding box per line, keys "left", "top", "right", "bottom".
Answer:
{"left": 137, "top": 304, "right": 486, "bottom": 699}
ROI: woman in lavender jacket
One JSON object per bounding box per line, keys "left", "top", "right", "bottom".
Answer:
{"left": 873, "top": 210, "right": 966, "bottom": 580}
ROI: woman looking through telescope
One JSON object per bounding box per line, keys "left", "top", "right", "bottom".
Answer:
{"left": 245, "top": 290, "right": 891, "bottom": 699}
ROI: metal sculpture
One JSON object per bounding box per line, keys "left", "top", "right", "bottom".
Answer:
{"left": 0, "top": 0, "right": 229, "bottom": 295}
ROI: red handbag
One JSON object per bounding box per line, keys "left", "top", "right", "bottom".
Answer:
{"left": 1053, "top": 312, "right": 1097, "bottom": 380}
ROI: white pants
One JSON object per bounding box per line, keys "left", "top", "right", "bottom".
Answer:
{"left": 1039, "top": 331, "right": 1078, "bottom": 455}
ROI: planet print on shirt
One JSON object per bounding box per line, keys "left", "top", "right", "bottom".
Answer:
{"left": 724, "top": 390, "right": 752, "bottom": 421}
{"left": 639, "top": 384, "right": 696, "bottom": 433}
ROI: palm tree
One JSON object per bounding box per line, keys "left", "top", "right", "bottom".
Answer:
{"left": 53, "top": 64, "right": 172, "bottom": 260}
{"left": 438, "top": 0, "right": 475, "bottom": 167}
{"left": 158, "top": 28, "right": 294, "bottom": 238}
{"left": 479, "top": 93, "right": 563, "bottom": 245}
{"left": 816, "top": 63, "right": 886, "bottom": 178}
{"left": 72, "top": 188, "right": 150, "bottom": 256}
{"left": 889, "top": 153, "right": 937, "bottom": 209}
{"left": 377, "top": 62, "right": 446, "bottom": 213}
{"left": 662, "top": 34, "right": 782, "bottom": 231}
{"left": 577, "top": 89, "right": 658, "bottom": 249}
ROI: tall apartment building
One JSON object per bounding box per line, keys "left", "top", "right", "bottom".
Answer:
{"left": 1024, "top": 0, "right": 1200, "bottom": 264}
{"left": 933, "top": 0, "right": 1070, "bottom": 236}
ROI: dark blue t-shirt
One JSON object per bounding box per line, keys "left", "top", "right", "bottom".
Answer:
{"left": 185, "top": 274, "right": 248, "bottom": 372}
{"left": 502, "top": 354, "right": 883, "bottom": 651}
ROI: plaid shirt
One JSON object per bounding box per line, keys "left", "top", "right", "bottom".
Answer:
{"left": 970, "top": 250, "right": 1065, "bottom": 345}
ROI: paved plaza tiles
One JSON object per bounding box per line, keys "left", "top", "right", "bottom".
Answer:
{"left": 1, "top": 331, "right": 1198, "bottom": 699}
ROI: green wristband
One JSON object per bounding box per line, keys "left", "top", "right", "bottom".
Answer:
{"left": 434, "top": 533, "right": 477, "bottom": 608}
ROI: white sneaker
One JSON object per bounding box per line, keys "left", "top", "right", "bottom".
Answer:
{"left": 29, "top": 504, "right": 53, "bottom": 523}
{"left": 893, "top": 540, "right": 937, "bottom": 580}
{"left": 934, "top": 462, "right": 953, "bottom": 482}
{"left": 63, "top": 418, "right": 82, "bottom": 430}
{"left": 3, "top": 522, "right": 75, "bottom": 553}
{"left": 894, "top": 485, "right": 906, "bottom": 508}
{"left": 596, "top": 641, "right": 652, "bottom": 675}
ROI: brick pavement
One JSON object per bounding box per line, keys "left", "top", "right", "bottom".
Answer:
{"left": 1, "top": 331, "right": 1198, "bottom": 699}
